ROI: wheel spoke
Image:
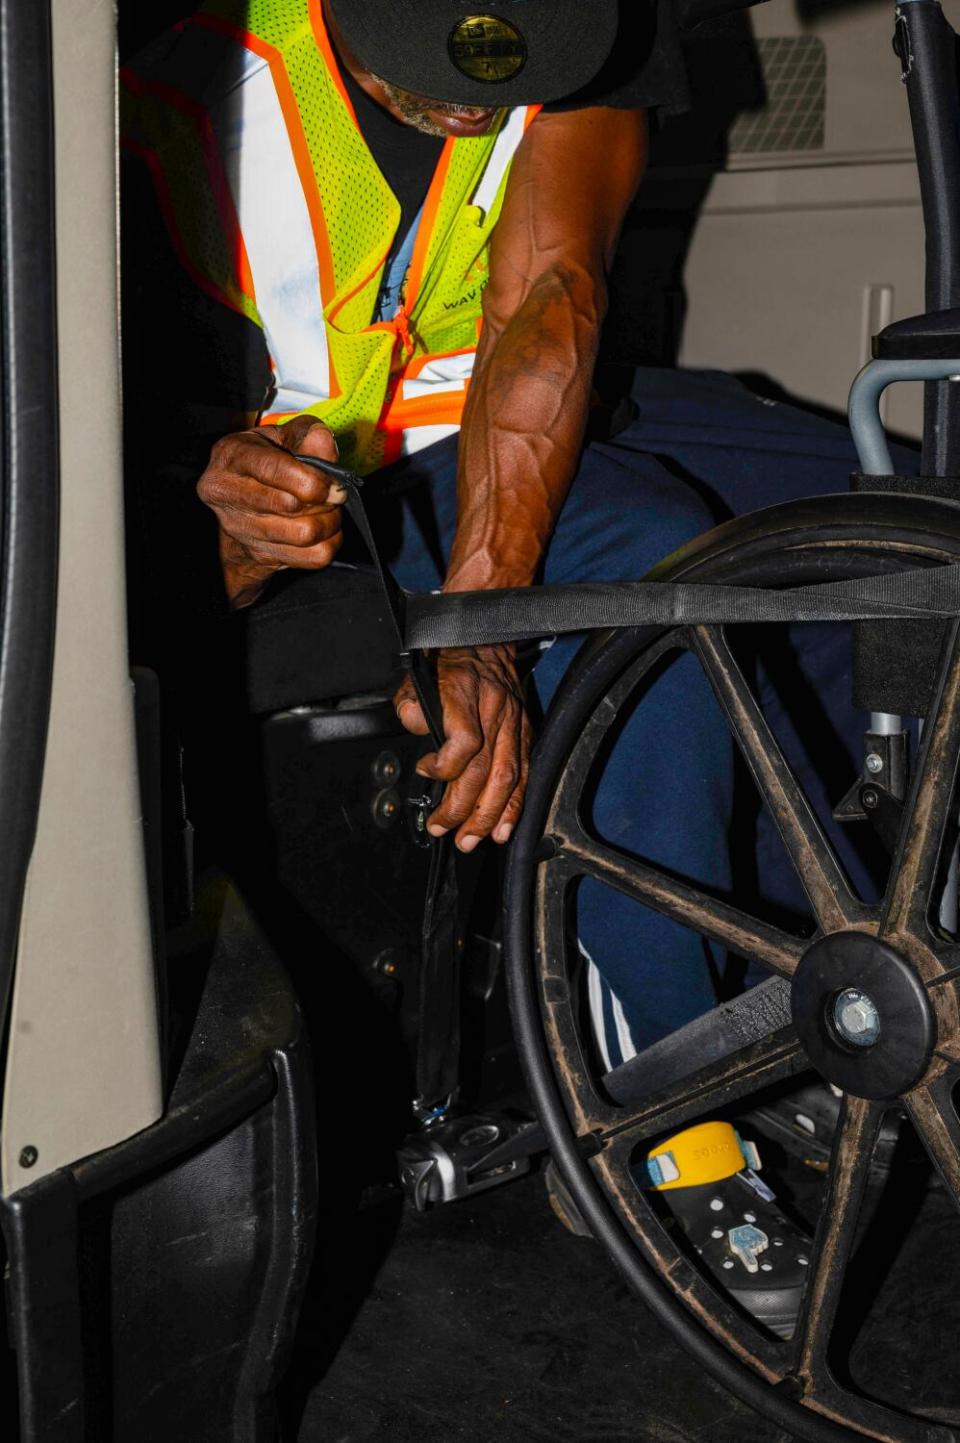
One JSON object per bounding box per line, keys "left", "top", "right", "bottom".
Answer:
{"left": 882, "top": 621, "right": 960, "bottom": 939}
{"left": 792, "top": 1095, "right": 885, "bottom": 1383}
{"left": 690, "top": 625, "right": 862, "bottom": 933}
{"left": 596, "top": 994, "right": 805, "bottom": 1146}
{"left": 559, "top": 832, "right": 806, "bottom": 980}
{"left": 905, "top": 1066, "right": 960, "bottom": 1212}
{"left": 789, "top": 1093, "right": 958, "bottom": 1443}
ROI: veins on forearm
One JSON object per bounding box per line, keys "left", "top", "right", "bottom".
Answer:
{"left": 445, "top": 260, "right": 604, "bottom": 593}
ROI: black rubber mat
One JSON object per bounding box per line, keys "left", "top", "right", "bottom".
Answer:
{"left": 286, "top": 1168, "right": 797, "bottom": 1443}
{"left": 284, "top": 1136, "right": 960, "bottom": 1443}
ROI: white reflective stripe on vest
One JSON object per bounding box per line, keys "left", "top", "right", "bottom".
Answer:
{"left": 210, "top": 45, "right": 332, "bottom": 407}
{"left": 401, "top": 350, "right": 476, "bottom": 401}
{"left": 400, "top": 422, "right": 461, "bottom": 457}
{"left": 471, "top": 106, "right": 527, "bottom": 215}
{"left": 269, "top": 382, "right": 332, "bottom": 416}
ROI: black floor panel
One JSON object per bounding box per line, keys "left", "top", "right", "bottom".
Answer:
{"left": 287, "top": 1169, "right": 796, "bottom": 1443}
{"left": 282, "top": 1122, "right": 960, "bottom": 1443}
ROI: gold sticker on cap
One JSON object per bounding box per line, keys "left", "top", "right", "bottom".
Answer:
{"left": 448, "top": 15, "right": 527, "bottom": 83}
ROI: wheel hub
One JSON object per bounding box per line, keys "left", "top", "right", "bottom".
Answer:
{"left": 791, "top": 930, "right": 935, "bottom": 1099}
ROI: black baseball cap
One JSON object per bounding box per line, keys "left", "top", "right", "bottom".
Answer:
{"left": 326, "top": 1, "right": 621, "bottom": 108}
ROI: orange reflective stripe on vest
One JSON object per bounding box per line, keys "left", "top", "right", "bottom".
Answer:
{"left": 122, "top": 0, "right": 539, "bottom": 472}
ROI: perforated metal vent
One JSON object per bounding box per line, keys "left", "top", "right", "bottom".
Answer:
{"left": 729, "top": 36, "right": 826, "bottom": 155}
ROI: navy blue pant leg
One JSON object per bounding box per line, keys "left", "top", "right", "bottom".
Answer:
{"left": 528, "top": 444, "right": 735, "bottom": 1059}
{"left": 386, "top": 368, "right": 919, "bottom": 1063}
{"left": 388, "top": 433, "right": 731, "bottom": 1063}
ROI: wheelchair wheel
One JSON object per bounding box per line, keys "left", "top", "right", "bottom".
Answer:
{"left": 505, "top": 492, "right": 960, "bottom": 1442}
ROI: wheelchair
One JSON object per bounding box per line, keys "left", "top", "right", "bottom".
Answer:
{"left": 498, "top": 3, "right": 960, "bottom": 1439}
{"left": 200, "top": 3, "right": 960, "bottom": 1439}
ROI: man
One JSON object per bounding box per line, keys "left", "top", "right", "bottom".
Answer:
{"left": 196, "top": 2, "right": 649, "bottom": 849}
{"left": 121, "top": 0, "right": 872, "bottom": 1066}
{"left": 125, "top": 0, "right": 730, "bottom": 1066}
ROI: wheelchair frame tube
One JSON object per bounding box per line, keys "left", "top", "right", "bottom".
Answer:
{"left": 848, "top": 357, "right": 960, "bottom": 475}
{"left": 895, "top": 0, "right": 960, "bottom": 475}
{"left": 848, "top": 362, "right": 958, "bottom": 810}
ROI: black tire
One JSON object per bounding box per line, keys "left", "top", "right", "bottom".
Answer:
{"left": 505, "top": 492, "right": 960, "bottom": 1443}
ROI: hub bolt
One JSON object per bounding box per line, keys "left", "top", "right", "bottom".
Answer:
{"left": 832, "top": 988, "right": 881, "bottom": 1048}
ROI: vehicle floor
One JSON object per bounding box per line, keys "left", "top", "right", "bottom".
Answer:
{"left": 283, "top": 1149, "right": 960, "bottom": 1443}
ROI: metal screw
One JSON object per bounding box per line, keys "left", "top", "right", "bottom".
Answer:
{"left": 372, "top": 788, "right": 401, "bottom": 828}
{"left": 865, "top": 752, "right": 884, "bottom": 774}
{"left": 372, "top": 750, "right": 401, "bottom": 787}
{"left": 862, "top": 787, "right": 879, "bottom": 810}
{"left": 832, "top": 988, "right": 881, "bottom": 1048}
{"left": 19, "top": 1146, "right": 38, "bottom": 1169}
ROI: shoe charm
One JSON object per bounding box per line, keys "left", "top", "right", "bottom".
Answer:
{"left": 727, "top": 1223, "right": 769, "bottom": 1273}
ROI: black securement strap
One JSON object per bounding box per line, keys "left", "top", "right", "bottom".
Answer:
{"left": 404, "top": 563, "right": 960, "bottom": 650}
{"left": 294, "top": 452, "right": 457, "bottom": 1110}
{"left": 292, "top": 452, "right": 445, "bottom": 741}
{"left": 294, "top": 451, "right": 960, "bottom": 653}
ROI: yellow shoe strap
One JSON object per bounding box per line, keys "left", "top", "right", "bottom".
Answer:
{"left": 645, "top": 1120, "right": 760, "bottom": 1191}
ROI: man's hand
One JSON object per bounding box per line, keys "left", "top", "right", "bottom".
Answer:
{"left": 197, "top": 414, "right": 346, "bottom": 608}
{"left": 394, "top": 644, "right": 532, "bottom": 852}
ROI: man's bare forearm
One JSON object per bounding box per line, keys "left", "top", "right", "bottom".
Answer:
{"left": 443, "top": 258, "right": 607, "bottom": 595}
{"left": 398, "top": 107, "right": 645, "bottom": 847}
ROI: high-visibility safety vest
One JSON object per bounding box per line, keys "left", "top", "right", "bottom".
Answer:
{"left": 121, "top": 0, "right": 540, "bottom": 474}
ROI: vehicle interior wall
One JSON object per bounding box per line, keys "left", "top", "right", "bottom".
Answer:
{"left": 1, "top": 0, "right": 163, "bottom": 1199}
{"left": 602, "top": 0, "right": 925, "bottom": 441}
{"left": 675, "top": 0, "right": 923, "bottom": 439}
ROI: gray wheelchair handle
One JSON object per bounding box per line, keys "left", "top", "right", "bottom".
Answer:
{"left": 848, "top": 357, "right": 960, "bottom": 474}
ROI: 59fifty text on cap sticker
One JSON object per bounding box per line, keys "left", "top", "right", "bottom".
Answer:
{"left": 448, "top": 15, "right": 528, "bottom": 83}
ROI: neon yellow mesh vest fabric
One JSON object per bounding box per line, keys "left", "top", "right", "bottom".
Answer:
{"left": 121, "top": 0, "right": 533, "bottom": 473}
